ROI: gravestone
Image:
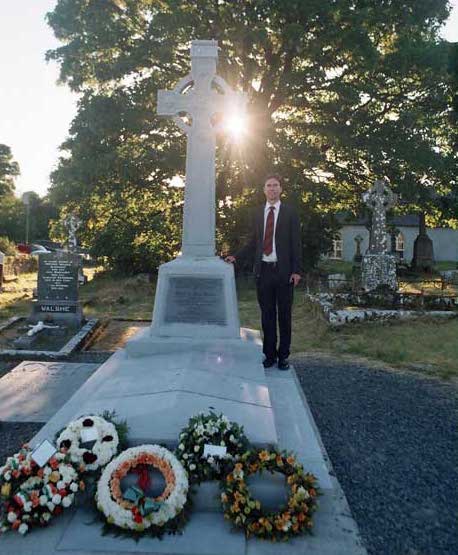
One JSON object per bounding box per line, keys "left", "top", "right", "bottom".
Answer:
{"left": 361, "top": 179, "right": 397, "bottom": 291}
{"left": 30, "top": 252, "right": 83, "bottom": 326}
{"left": 412, "top": 212, "right": 434, "bottom": 272}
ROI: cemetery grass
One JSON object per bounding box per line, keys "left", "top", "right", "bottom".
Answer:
{"left": 1, "top": 271, "right": 457, "bottom": 380}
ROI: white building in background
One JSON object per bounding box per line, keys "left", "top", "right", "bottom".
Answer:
{"left": 330, "top": 215, "right": 458, "bottom": 263}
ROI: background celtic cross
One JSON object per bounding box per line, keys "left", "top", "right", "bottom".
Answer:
{"left": 157, "top": 40, "right": 246, "bottom": 257}
{"left": 362, "top": 179, "right": 397, "bottom": 254}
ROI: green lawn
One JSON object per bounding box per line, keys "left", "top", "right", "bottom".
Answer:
{"left": 2, "top": 270, "right": 457, "bottom": 380}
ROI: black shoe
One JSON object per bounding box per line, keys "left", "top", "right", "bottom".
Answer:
{"left": 278, "top": 358, "right": 290, "bottom": 370}
{"left": 263, "top": 357, "right": 277, "bottom": 368}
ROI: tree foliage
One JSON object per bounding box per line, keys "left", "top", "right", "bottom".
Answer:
{"left": 46, "top": 0, "right": 457, "bottom": 272}
{"left": 0, "top": 144, "right": 20, "bottom": 197}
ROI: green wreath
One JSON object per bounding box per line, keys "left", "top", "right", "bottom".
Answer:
{"left": 220, "top": 449, "right": 319, "bottom": 541}
{"left": 176, "top": 412, "right": 249, "bottom": 484}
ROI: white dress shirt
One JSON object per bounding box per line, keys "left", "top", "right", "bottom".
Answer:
{"left": 262, "top": 200, "right": 281, "bottom": 262}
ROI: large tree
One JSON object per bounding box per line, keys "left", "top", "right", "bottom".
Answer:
{"left": 0, "top": 144, "right": 20, "bottom": 197}
{"left": 46, "top": 0, "right": 457, "bottom": 271}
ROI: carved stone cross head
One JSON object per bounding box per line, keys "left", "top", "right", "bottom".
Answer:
{"left": 157, "top": 40, "right": 246, "bottom": 138}
{"left": 362, "top": 179, "right": 397, "bottom": 212}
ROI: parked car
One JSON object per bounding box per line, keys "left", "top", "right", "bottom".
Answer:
{"left": 33, "top": 240, "right": 63, "bottom": 252}
{"left": 30, "top": 245, "right": 51, "bottom": 256}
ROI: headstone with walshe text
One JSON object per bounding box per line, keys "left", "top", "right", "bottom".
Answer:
{"left": 30, "top": 251, "right": 83, "bottom": 326}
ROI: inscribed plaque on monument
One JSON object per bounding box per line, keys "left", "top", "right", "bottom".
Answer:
{"left": 164, "top": 277, "right": 226, "bottom": 326}
{"left": 37, "top": 253, "right": 78, "bottom": 301}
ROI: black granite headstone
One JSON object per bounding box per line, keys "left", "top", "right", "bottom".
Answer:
{"left": 31, "top": 252, "right": 82, "bottom": 325}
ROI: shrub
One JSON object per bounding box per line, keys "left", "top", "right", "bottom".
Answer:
{"left": 0, "top": 236, "right": 16, "bottom": 255}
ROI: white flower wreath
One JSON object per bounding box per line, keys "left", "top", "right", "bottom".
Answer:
{"left": 96, "top": 445, "right": 189, "bottom": 532}
{"left": 56, "top": 415, "right": 119, "bottom": 471}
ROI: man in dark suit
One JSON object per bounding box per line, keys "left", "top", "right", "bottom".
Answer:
{"left": 225, "top": 174, "right": 302, "bottom": 370}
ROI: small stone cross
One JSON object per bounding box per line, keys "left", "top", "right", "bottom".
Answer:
{"left": 362, "top": 179, "right": 397, "bottom": 254}
{"left": 64, "top": 214, "right": 82, "bottom": 252}
{"left": 157, "top": 40, "right": 247, "bottom": 257}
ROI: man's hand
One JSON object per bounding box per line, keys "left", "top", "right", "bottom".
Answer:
{"left": 289, "top": 273, "right": 301, "bottom": 287}
{"left": 225, "top": 255, "right": 236, "bottom": 264}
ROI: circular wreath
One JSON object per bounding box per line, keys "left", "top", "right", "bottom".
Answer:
{"left": 176, "top": 411, "right": 249, "bottom": 483}
{"left": 56, "top": 415, "right": 119, "bottom": 471}
{"left": 220, "top": 449, "right": 319, "bottom": 541}
{"left": 96, "top": 445, "right": 189, "bottom": 535}
{"left": 0, "top": 445, "right": 84, "bottom": 535}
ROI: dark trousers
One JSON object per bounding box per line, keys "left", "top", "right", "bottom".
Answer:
{"left": 256, "top": 262, "right": 294, "bottom": 361}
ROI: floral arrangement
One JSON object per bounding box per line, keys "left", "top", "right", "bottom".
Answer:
{"left": 56, "top": 414, "right": 121, "bottom": 472}
{"left": 176, "top": 411, "right": 249, "bottom": 483}
{"left": 0, "top": 444, "right": 84, "bottom": 535}
{"left": 220, "top": 449, "right": 319, "bottom": 541}
{"left": 96, "top": 445, "right": 190, "bottom": 537}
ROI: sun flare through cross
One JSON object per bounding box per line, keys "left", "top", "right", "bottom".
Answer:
{"left": 223, "top": 112, "right": 247, "bottom": 140}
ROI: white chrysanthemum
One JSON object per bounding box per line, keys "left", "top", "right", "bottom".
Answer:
{"left": 52, "top": 494, "right": 62, "bottom": 505}
{"left": 39, "top": 495, "right": 48, "bottom": 505}
{"left": 7, "top": 512, "right": 17, "bottom": 523}
{"left": 47, "top": 502, "right": 55, "bottom": 512}
{"left": 18, "top": 523, "right": 29, "bottom": 535}
{"left": 62, "top": 494, "right": 74, "bottom": 508}
{"left": 70, "top": 482, "right": 78, "bottom": 493}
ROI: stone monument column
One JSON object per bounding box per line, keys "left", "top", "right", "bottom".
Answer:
{"left": 360, "top": 179, "right": 398, "bottom": 291}
{"left": 128, "top": 40, "right": 248, "bottom": 352}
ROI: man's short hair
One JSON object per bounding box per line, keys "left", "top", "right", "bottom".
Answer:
{"left": 264, "top": 173, "right": 282, "bottom": 186}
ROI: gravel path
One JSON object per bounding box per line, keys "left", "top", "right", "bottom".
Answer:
{"left": 293, "top": 354, "right": 458, "bottom": 555}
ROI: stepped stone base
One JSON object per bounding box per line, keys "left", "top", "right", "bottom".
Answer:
{"left": 361, "top": 253, "right": 397, "bottom": 291}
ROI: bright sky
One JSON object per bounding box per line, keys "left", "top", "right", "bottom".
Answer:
{"left": 0, "top": 1, "right": 457, "bottom": 199}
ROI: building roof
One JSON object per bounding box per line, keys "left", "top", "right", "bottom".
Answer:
{"left": 336, "top": 213, "right": 420, "bottom": 227}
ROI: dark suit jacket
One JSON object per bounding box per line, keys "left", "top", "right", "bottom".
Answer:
{"left": 236, "top": 203, "right": 303, "bottom": 283}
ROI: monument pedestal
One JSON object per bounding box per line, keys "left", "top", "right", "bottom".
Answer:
{"left": 127, "top": 256, "right": 241, "bottom": 357}
{"left": 361, "top": 253, "right": 397, "bottom": 291}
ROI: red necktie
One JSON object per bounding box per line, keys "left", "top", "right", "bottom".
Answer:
{"left": 263, "top": 206, "right": 275, "bottom": 255}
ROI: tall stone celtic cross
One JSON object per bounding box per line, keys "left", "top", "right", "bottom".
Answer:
{"left": 157, "top": 40, "right": 247, "bottom": 257}
{"left": 362, "top": 179, "right": 397, "bottom": 254}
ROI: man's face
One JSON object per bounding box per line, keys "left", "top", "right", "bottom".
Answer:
{"left": 264, "top": 178, "right": 282, "bottom": 203}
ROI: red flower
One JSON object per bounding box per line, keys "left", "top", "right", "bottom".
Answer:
{"left": 49, "top": 458, "right": 59, "bottom": 470}
{"left": 54, "top": 506, "right": 63, "bottom": 516}
{"left": 58, "top": 489, "right": 67, "bottom": 497}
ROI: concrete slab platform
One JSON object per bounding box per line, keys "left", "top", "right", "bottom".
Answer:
{"left": 26, "top": 339, "right": 278, "bottom": 449}
{"left": 0, "top": 359, "right": 367, "bottom": 555}
{"left": 0, "top": 361, "right": 99, "bottom": 422}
